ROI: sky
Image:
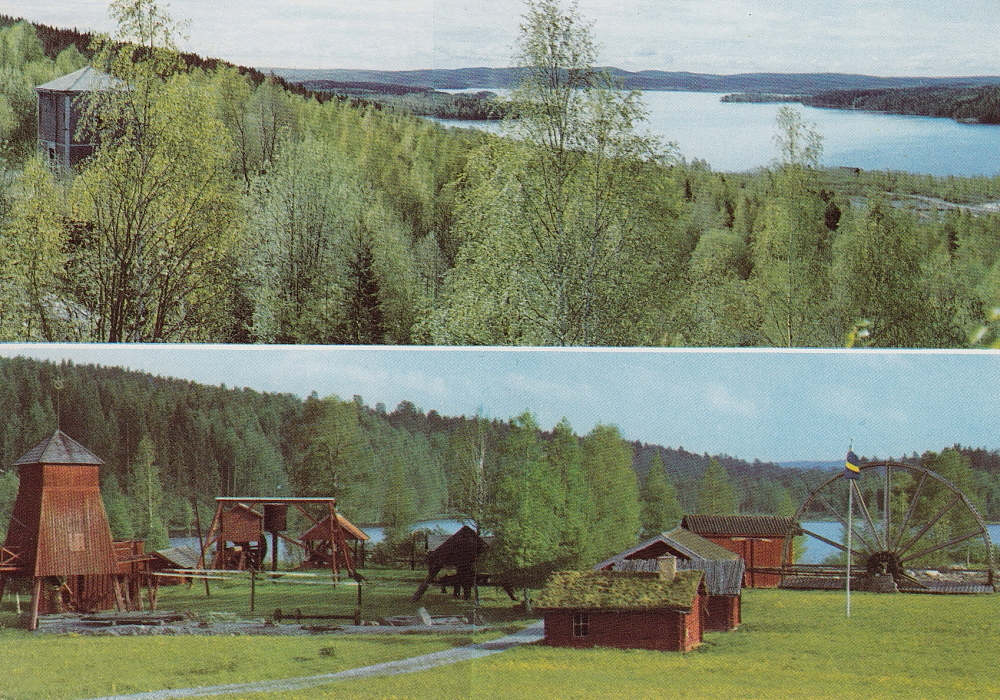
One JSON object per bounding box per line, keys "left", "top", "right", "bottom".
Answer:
{"left": 6, "top": 1, "right": 1000, "bottom": 76}
{"left": 0, "top": 345, "right": 997, "bottom": 465}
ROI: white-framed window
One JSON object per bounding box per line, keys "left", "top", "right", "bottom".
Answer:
{"left": 572, "top": 612, "right": 590, "bottom": 637}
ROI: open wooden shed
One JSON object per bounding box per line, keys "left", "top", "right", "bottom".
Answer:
{"left": 681, "top": 515, "right": 802, "bottom": 588}
{"left": 299, "top": 514, "right": 369, "bottom": 569}
{"left": 0, "top": 430, "right": 146, "bottom": 629}
{"left": 594, "top": 526, "right": 745, "bottom": 632}
{"left": 202, "top": 497, "right": 360, "bottom": 580}
{"left": 535, "top": 566, "right": 705, "bottom": 652}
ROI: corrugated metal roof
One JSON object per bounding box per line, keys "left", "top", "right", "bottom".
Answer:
{"left": 681, "top": 515, "right": 803, "bottom": 538}
{"left": 14, "top": 430, "right": 104, "bottom": 466}
{"left": 35, "top": 66, "right": 120, "bottom": 93}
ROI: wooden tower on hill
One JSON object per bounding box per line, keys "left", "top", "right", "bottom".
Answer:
{"left": 0, "top": 430, "right": 120, "bottom": 629}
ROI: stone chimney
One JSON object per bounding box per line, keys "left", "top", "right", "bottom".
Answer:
{"left": 657, "top": 555, "right": 677, "bottom": 583}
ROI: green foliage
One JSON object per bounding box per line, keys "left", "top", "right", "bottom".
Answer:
{"left": 428, "top": 0, "right": 673, "bottom": 345}
{"left": 639, "top": 450, "right": 682, "bottom": 538}
{"left": 488, "top": 412, "right": 568, "bottom": 591}
{"left": 697, "top": 458, "right": 739, "bottom": 515}
{"left": 581, "top": 423, "right": 641, "bottom": 561}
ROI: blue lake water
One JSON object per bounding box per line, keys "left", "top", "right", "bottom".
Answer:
{"left": 439, "top": 89, "right": 1000, "bottom": 177}
{"left": 172, "top": 518, "right": 998, "bottom": 565}
{"left": 798, "top": 521, "right": 1000, "bottom": 564}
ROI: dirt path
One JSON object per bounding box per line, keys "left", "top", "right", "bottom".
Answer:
{"left": 81, "top": 621, "right": 544, "bottom": 700}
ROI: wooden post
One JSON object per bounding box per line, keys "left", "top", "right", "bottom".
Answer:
{"left": 194, "top": 498, "right": 211, "bottom": 598}
{"left": 29, "top": 577, "right": 42, "bottom": 631}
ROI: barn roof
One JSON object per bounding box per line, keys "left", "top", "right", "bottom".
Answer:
{"left": 35, "top": 66, "right": 120, "bottom": 93}
{"left": 594, "top": 527, "right": 740, "bottom": 568}
{"left": 300, "top": 514, "right": 369, "bottom": 541}
{"left": 594, "top": 527, "right": 744, "bottom": 597}
{"left": 14, "top": 430, "right": 104, "bottom": 466}
{"left": 681, "top": 515, "right": 803, "bottom": 538}
{"left": 535, "top": 569, "right": 703, "bottom": 612}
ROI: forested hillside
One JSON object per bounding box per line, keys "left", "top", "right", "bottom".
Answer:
{"left": 3, "top": 3, "right": 1000, "bottom": 347}
{"left": 1, "top": 356, "right": 999, "bottom": 568}
{"left": 803, "top": 85, "right": 1000, "bottom": 124}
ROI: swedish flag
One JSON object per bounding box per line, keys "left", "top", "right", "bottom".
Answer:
{"left": 845, "top": 450, "right": 861, "bottom": 480}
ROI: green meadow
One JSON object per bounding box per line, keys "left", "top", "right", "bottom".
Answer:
{"left": 0, "top": 580, "right": 997, "bottom": 699}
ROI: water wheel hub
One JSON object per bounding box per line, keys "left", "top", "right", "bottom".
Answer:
{"left": 865, "top": 550, "right": 904, "bottom": 579}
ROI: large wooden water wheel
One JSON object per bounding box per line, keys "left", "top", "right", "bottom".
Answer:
{"left": 782, "top": 461, "right": 995, "bottom": 593}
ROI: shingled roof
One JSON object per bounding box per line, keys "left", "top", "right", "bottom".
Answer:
{"left": 681, "top": 515, "right": 803, "bottom": 538}
{"left": 14, "top": 430, "right": 104, "bottom": 466}
{"left": 35, "top": 66, "right": 120, "bottom": 93}
{"left": 535, "top": 569, "right": 703, "bottom": 612}
{"left": 300, "top": 514, "right": 369, "bottom": 541}
{"left": 594, "top": 527, "right": 745, "bottom": 597}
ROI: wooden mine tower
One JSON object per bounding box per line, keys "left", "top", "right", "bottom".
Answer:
{"left": 34, "top": 66, "right": 116, "bottom": 169}
{"left": 0, "top": 430, "right": 121, "bottom": 629}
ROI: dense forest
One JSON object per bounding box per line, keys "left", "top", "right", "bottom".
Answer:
{"left": 3, "top": 2, "right": 1000, "bottom": 347}
{"left": 1, "top": 355, "right": 998, "bottom": 573}
{"left": 271, "top": 66, "right": 1000, "bottom": 94}
{"left": 803, "top": 86, "right": 1000, "bottom": 124}
{"left": 723, "top": 85, "right": 1000, "bottom": 125}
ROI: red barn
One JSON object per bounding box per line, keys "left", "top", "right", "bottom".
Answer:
{"left": 681, "top": 515, "right": 802, "bottom": 588}
{"left": 535, "top": 565, "right": 704, "bottom": 652}
{"left": 594, "top": 526, "right": 744, "bottom": 632}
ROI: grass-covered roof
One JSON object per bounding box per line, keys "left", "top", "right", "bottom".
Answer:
{"left": 534, "top": 569, "right": 703, "bottom": 611}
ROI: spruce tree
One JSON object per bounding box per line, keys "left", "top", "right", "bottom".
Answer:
{"left": 640, "top": 450, "right": 683, "bottom": 538}
{"left": 697, "top": 458, "right": 739, "bottom": 515}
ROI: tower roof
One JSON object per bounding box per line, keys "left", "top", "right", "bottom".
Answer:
{"left": 14, "top": 430, "right": 104, "bottom": 466}
{"left": 35, "top": 66, "right": 119, "bottom": 93}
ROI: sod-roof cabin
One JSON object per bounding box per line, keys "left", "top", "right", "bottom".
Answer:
{"left": 535, "top": 565, "right": 704, "bottom": 652}
{"left": 594, "top": 526, "right": 744, "bottom": 632}
{"left": 681, "top": 515, "right": 802, "bottom": 588}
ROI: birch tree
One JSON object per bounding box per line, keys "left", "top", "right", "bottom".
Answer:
{"left": 430, "top": 0, "right": 671, "bottom": 345}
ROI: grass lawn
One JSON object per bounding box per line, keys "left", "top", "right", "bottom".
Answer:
{"left": 0, "top": 580, "right": 997, "bottom": 699}
{"left": 224, "top": 588, "right": 1000, "bottom": 700}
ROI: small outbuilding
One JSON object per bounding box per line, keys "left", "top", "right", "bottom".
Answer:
{"left": 535, "top": 563, "right": 704, "bottom": 652}
{"left": 299, "top": 514, "right": 369, "bottom": 569}
{"left": 681, "top": 515, "right": 803, "bottom": 588}
{"left": 35, "top": 66, "right": 117, "bottom": 169}
{"left": 594, "top": 526, "right": 744, "bottom": 632}
{"left": 411, "top": 525, "right": 514, "bottom": 601}
{"left": 210, "top": 503, "right": 267, "bottom": 570}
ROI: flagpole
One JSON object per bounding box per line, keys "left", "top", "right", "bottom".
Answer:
{"left": 846, "top": 480, "right": 853, "bottom": 618}
{"left": 844, "top": 441, "right": 858, "bottom": 619}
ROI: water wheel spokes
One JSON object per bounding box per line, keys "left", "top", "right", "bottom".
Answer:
{"left": 788, "top": 460, "right": 994, "bottom": 593}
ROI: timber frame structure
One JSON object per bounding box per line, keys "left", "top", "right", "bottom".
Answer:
{"left": 201, "top": 498, "right": 360, "bottom": 581}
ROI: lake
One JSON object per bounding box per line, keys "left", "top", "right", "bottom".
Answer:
{"left": 438, "top": 90, "right": 1000, "bottom": 177}
{"left": 172, "top": 517, "right": 998, "bottom": 565}
{"left": 798, "top": 521, "right": 1000, "bottom": 564}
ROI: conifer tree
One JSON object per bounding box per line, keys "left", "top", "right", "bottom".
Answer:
{"left": 640, "top": 450, "right": 683, "bottom": 538}
{"left": 697, "top": 458, "right": 738, "bottom": 515}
